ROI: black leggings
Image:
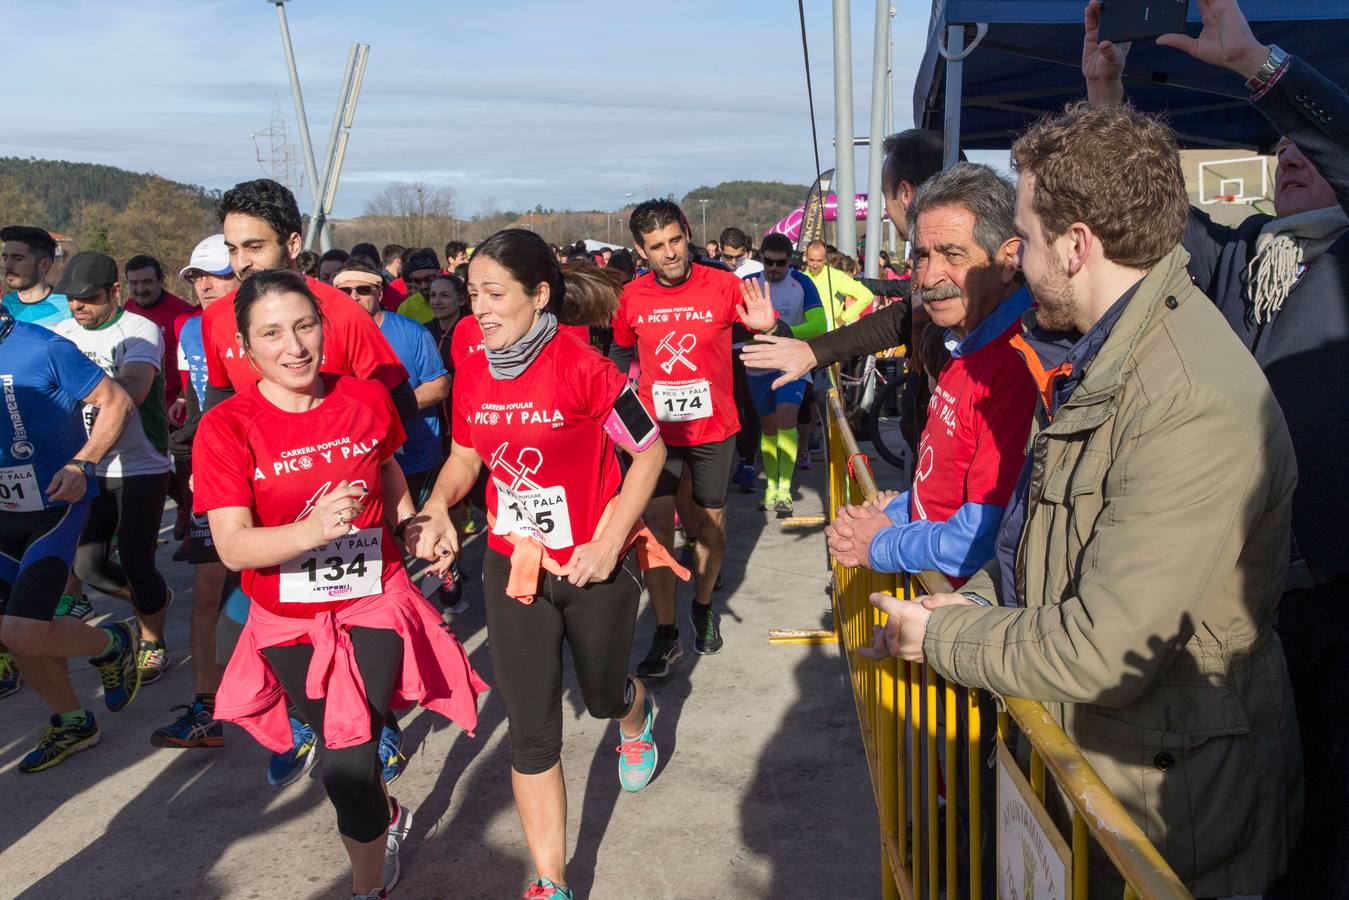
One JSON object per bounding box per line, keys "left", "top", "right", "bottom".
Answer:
{"left": 74, "top": 474, "right": 170, "bottom": 616}
{"left": 263, "top": 627, "right": 402, "bottom": 843}
{"left": 482, "top": 547, "right": 641, "bottom": 775}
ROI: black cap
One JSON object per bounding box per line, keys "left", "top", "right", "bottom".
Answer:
{"left": 402, "top": 247, "right": 441, "bottom": 275}
{"left": 54, "top": 252, "right": 119, "bottom": 299}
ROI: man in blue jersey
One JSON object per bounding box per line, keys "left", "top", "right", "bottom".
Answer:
{"left": 741, "top": 233, "right": 826, "bottom": 515}
{"left": 0, "top": 307, "right": 143, "bottom": 772}
{"left": 1, "top": 226, "right": 69, "bottom": 330}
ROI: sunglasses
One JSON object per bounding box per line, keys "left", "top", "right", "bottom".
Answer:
{"left": 762, "top": 257, "right": 790, "bottom": 268}
{"left": 339, "top": 284, "right": 380, "bottom": 298}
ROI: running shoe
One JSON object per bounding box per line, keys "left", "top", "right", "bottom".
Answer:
{"left": 758, "top": 488, "right": 780, "bottom": 511}
{"left": 438, "top": 561, "right": 468, "bottom": 615}
{"left": 384, "top": 796, "right": 414, "bottom": 893}
{"left": 137, "top": 639, "right": 171, "bottom": 685}
{"left": 352, "top": 889, "right": 387, "bottom": 900}
{"left": 379, "top": 722, "right": 406, "bottom": 785}
{"left": 523, "top": 878, "right": 573, "bottom": 899}
{"left": 91, "top": 622, "right": 140, "bottom": 712}
{"left": 267, "top": 717, "right": 318, "bottom": 787}
{"left": 616, "top": 696, "right": 657, "bottom": 793}
{"left": 0, "top": 652, "right": 21, "bottom": 699}
{"left": 635, "top": 627, "right": 683, "bottom": 679}
{"left": 799, "top": 456, "right": 815, "bottom": 470}
{"left": 732, "top": 463, "right": 756, "bottom": 494}
{"left": 690, "top": 604, "right": 724, "bottom": 655}
{"left": 55, "top": 593, "right": 94, "bottom": 621}
{"left": 151, "top": 700, "right": 224, "bottom": 749}
{"left": 19, "top": 713, "right": 101, "bottom": 773}
{"left": 774, "top": 494, "right": 794, "bottom": 517}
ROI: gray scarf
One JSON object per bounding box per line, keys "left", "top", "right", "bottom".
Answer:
{"left": 485, "top": 310, "right": 558, "bottom": 379}
{"left": 1246, "top": 205, "right": 1349, "bottom": 323}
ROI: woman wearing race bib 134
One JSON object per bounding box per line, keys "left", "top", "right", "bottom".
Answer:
{"left": 192, "top": 270, "right": 486, "bottom": 900}
{"left": 409, "top": 229, "right": 687, "bottom": 900}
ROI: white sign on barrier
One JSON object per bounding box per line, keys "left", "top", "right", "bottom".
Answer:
{"left": 997, "top": 741, "right": 1071, "bottom": 900}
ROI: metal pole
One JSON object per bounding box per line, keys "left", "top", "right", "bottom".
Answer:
{"left": 942, "top": 25, "right": 965, "bottom": 169}
{"left": 887, "top": 4, "right": 899, "bottom": 257}
{"left": 832, "top": 0, "right": 857, "bottom": 258}
{"left": 863, "top": 0, "right": 889, "bottom": 279}
{"left": 271, "top": 1, "right": 323, "bottom": 237}
{"left": 309, "top": 43, "right": 368, "bottom": 251}
{"left": 305, "top": 42, "right": 358, "bottom": 251}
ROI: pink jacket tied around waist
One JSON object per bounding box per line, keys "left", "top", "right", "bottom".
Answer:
{"left": 215, "top": 570, "right": 488, "bottom": 753}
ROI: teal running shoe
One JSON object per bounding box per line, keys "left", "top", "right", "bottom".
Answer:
{"left": 91, "top": 622, "right": 140, "bottom": 712}
{"left": 616, "top": 696, "right": 657, "bottom": 793}
{"left": 523, "top": 878, "right": 574, "bottom": 899}
{"left": 267, "top": 717, "right": 317, "bottom": 787}
{"left": 379, "top": 721, "right": 406, "bottom": 785}
{"left": 19, "top": 713, "right": 100, "bottom": 773}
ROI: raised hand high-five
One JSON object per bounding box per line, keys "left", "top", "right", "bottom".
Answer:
{"left": 1155, "top": 0, "right": 1269, "bottom": 79}
{"left": 736, "top": 276, "right": 777, "bottom": 335}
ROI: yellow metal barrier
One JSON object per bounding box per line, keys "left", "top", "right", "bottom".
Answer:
{"left": 824, "top": 386, "right": 1193, "bottom": 900}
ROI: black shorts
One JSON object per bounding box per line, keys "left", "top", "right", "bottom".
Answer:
{"left": 653, "top": 435, "right": 736, "bottom": 509}
{"left": 185, "top": 511, "right": 219, "bottom": 565}
{"left": 0, "top": 498, "right": 91, "bottom": 621}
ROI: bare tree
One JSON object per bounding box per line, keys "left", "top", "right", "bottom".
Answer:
{"left": 363, "top": 180, "right": 459, "bottom": 248}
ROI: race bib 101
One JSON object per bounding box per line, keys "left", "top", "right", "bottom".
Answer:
{"left": 652, "top": 380, "right": 712, "bottom": 422}
{"left": 492, "top": 479, "right": 574, "bottom": 550}
{"left": 0, "top": 465, "right": 43, "bottom": 512}
{"left": 278, "top": 527, "right": 384, "bottom": 602}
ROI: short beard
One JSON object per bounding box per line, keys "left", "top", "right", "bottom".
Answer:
{"left": 1031, "top": 264, "right": 1079, "bottom": 333}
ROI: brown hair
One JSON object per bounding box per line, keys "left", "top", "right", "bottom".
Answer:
{"left": 1011, "top": 101, "right": 1188, "bottom": 270}
{"left": 559, "top": 262, "right": 624, "bottom": 326}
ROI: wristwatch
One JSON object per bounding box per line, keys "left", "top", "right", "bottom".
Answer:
{"left": 1246, "top": 45, "right": 1288, "bottom": 92}
{"left": 66, "top": 459, "right": 95, "bottom": 478}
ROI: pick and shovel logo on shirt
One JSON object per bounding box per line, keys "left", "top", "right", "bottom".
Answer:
{"left": 489, "top": 442, "right": 544, "bottom": 491}
{"left": 655, "top": 331, "right": 698, "bottom": 374}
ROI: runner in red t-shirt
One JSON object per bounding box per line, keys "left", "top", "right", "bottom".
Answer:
{"left": 409, "top": 229, "right": 682, "bottom": 899}
{"left": 194, "top": 270, "right": 484, "bottom": 897}
{"left": 450, "top": 313, "right": 589, "bottom": 369}
{"left": 609, "top": 200, "right": 779, "bottom": 675}
{"left": 201, "top": 179, "right": 413, "bottom": 424}
{"left": 123, "top": 255, "right": 194, "bottom": 410}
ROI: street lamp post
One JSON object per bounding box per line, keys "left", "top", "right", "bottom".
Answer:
{"left": 698, "top": 199, "right": 709, "bottom": 243}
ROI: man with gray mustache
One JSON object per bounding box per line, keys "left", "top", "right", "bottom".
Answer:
{"left": 824, "top": 164, "right": 1039, "bottom": 583}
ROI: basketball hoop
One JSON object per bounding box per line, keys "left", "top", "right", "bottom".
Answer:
{"left": 1214, "top": 194, "right": 1238, "bottom": 203}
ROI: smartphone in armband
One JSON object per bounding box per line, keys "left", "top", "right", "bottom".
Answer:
{"left": 605, "top": 385, "right": 659, "bottom": 452}
{"left": 1097, "top": 0, "right": 1188, "bottom": 44}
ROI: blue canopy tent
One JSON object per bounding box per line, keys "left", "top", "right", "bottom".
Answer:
{"left": 913, "top": 1, "right": 1349, "bottom": 155}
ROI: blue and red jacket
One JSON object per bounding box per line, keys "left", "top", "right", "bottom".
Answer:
{"left": 868, "top": 287, "right": 1037, "bottom": 584}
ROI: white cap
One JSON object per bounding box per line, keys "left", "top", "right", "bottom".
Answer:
{"left": 179, "top": 234, "right": 232, "bottom": 279}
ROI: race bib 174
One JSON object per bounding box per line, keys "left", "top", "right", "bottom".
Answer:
{"left": 651, "top": 380, "right": 712, "bottom": 422}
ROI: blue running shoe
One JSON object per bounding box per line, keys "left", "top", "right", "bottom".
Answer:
{"left": 151, "top": 700, "right": 224, "bottom": 748}
{"left": 19, "top": 713, "right": 100, "bottom": 773}
{"left": 732, "top": 463, "right": 756, "bottom": 494}
{"left": 0, "top": 652, "right": 21, "bottom": 699}
{"left": 267, "top": 717, "right": 317, "bottom": 787}
{"left": 379, "top": 721, "right": 406, "bottom": 785}
{"left": 90, "top": 622, "right": 140, "bottom": 712}
{"left": 616, "top": 695, "right": 657, "bottom": 793}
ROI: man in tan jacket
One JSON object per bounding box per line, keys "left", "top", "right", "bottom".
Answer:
{"left": 864, "top": 101, "right": 1303, "bottom": 896}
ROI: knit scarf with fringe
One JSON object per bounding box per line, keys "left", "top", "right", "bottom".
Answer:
{"left": 1246, "top": 205, "right": 1349, "bottom": 323}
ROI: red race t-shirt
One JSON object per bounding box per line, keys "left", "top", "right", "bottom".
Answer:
{"left": 611, "top": 265, "right": 742, "bottom": 446}
{"left": 452, "top": 331, "right": 628, "bottom": 565}
{"left": 202, "top": 275, "right": 407, "bottom": 393}
{"left": 449, "top": 316, "right": 589, "bottom": 369}
{"left": 125, "top": 289, "right": 194, "bottom": 408}
{"left": 193, "top": 375, "right": 408, "bottom": 617}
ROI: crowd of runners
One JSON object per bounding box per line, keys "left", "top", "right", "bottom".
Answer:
{"left": 0, "top": 178, "right": 900, "bottom": 899}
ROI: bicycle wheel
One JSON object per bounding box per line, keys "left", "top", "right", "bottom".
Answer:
{"left": 867, "top": 369, "right": 911, "bottom": 475}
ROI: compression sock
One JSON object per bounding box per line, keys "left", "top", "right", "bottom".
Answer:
{"left": 759, "top": 432, "right": 779, "bottom": 493}
{"left": 58, "top": 709, "right": 90, "bottom": 730}
{"left": 776, "top": 427, "right": 800, "bottom": 493}
{"left": 94, "top": 628, "right": 123, "bottom": 662}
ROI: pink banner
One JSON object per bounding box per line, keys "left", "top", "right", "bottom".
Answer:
{"left": 767, "top": 193, "right": 870, "bottom": 242}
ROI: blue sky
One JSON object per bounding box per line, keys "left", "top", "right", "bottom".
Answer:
{"left": 5, "top": 0, "right": 1005, "bottom": 218}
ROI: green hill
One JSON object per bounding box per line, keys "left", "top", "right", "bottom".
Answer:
{"left": 0, "top": 157, "right": 217, "bottom": 230}
{"left": 681, "top": 180, "right": 810, "bottom": 241}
